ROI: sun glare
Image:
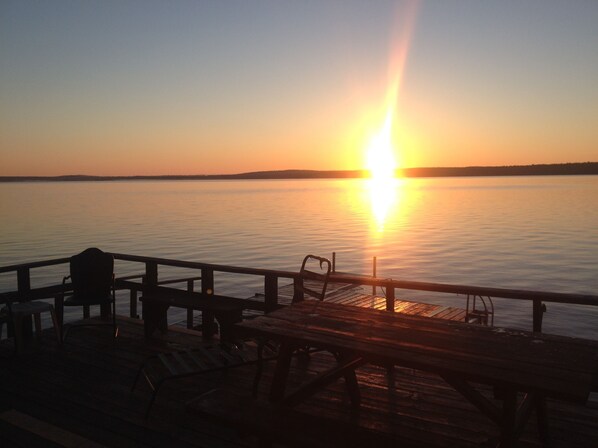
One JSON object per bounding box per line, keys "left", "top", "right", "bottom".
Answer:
{"left": 366, "top": 111, "right": 397, "bottom": 180}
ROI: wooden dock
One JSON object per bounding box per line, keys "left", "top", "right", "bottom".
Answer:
{"left": 1, "top": 316, "right": 597, "bottom": 448}
{"left": 281, "top": 279, "right": 470, "bottom": 320}
{"left": 238, "top": 279, "right": 474, "bottom": 324}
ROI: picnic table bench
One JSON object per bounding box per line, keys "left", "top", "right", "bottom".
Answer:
{"left": 140, "top": 286, "right": 257, "bottom": 341}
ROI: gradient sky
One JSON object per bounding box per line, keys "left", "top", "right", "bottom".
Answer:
{"left": 1, "top": 1, "right": 597, "bottom": 176}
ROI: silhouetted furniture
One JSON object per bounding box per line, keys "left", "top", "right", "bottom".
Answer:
{"left": 1, "top": 300, "right": 61, "bottom": 353}
{"left": 141, "top": 290, "right": 244, "bottom": 342}
{"left": 292, "top": 254, "right": 332, "bottom": 303}
{"left": 132, "top": 255, "right": 333, "bottom": 419}
{"left": 132, "top": 341, "right": 276, "bottom": 419}
{"left": 59, "top": 248, "right": 118, "bottom": 340}
{"left": 237, "top": 300, "right": 598, "bottom": 447}
{"left": 290, "top": 255, "right": 336, "bottom": 359}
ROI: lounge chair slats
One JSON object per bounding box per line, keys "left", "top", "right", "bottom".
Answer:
{"left": 157, "top": 353, "right": 178, "bottom": 376}
{"left": 132, "top": 343, "right": 276, "bottom": 419}
{"left": 172, "top": 351, "right": 193, "bottom": 374}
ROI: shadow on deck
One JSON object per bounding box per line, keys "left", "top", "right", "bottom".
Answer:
{"left": 1, "top": 316, "right": 596, "bottom": 448}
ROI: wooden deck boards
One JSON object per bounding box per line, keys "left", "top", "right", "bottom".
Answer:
{"left": 1, "top": 317, "right": 597, "bottom": 448}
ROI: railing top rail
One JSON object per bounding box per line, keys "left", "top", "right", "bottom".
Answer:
{"left": 0, "top": 257, "right": 70, "bottom": 273}
{"left": 1, "top": 253, "right": 597, "bottom": 307}
{"left": 109, "top": 253, "right": 299, "bottom": 279}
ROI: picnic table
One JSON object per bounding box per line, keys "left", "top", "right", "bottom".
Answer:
{"left": 235, "top": 300, "right": 598, "bottom": 447}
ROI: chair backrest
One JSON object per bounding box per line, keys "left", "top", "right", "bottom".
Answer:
{"left": 293, "top": 255, "right": 332, "bottom": 302}
{"left": 70, "top": 248, "right": 114, "bottom": 301}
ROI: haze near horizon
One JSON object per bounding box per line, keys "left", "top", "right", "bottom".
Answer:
{"left": 1, "top": 1, "right": 597, "bottom": 177}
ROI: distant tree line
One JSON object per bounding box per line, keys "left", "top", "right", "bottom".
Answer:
{"left": 1, "top": 162, "right": 597, "bottom": 182}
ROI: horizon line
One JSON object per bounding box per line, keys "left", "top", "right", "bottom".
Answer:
{"left": 1, "top": 161, "right": 598, "bottom": 182}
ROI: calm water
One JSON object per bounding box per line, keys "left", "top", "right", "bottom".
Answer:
{"left": 1, "top": 176, "right": 597, "bottom": 338}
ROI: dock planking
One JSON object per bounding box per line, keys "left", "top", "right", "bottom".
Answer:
{"left": 1, "top": 316, "right": 597, "bottom": 447}
{"left": 276, "top": 279, "right": 469, "bottom": 322}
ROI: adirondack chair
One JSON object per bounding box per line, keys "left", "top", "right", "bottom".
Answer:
{"left": 60, "top": 248, "right": 118, "bottom": 341}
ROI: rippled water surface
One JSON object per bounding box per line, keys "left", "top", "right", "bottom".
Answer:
{"left": 1, "top": 176, "right": 597, "bottom": 338}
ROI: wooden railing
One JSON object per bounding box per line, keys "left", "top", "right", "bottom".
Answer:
{"left": 1, "top": 253, "right": 598, "bottom": 333}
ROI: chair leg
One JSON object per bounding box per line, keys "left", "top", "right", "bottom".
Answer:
{"left": 33, "top": 313, "right": 42, "bottom": 342}
{"left": 13, "top": 315, "right": 24, "bottom": 354}
{"left": 252, "top": 340, "right": 266, "bottom": 398}
{"left": 144, "top": 381, "right": 164, "bottom": 420}
{"left": 112, "top": 299, "right": 118, "bottom": 338}
{"left": 131, "top": 365, "right": 145, "bottom": 392}
{"left": 48, "top": 305, "right": 62, "bottom": 344}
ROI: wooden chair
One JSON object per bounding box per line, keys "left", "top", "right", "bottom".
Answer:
{"left": 59, "top": 248, "right": 118, "bottom": 341}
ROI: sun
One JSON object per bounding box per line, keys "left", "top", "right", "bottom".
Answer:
{"left": 366, "top": 111, "right": 397, "bottom": 180}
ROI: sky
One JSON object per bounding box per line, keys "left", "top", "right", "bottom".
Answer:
{"left": 1, "top": 1, "right": 597, "bottom": 176}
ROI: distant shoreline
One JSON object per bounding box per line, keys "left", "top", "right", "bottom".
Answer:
{"left": 1, "top": 162, "right": 598, "bottom": 182}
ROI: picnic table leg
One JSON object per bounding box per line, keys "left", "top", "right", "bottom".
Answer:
{"left": 535, "top": 394, "right": 551, "bottom": 447}
{"left": 269, "top": 343, "right": 294, "bottom": 403}
{"left": 498, "top": 390, "right": 517, "bottom": 448}
{"left": 142, "top": 301, "right": 169, "bottom": 338}
{"left": 202, "top": 310, "right": 216, "bottom": 340}
{"left": 335, "top": 353, "right": 361, "bottom": 407}
{"left": 215, "top": 309, "right": 243, "bottom": 343}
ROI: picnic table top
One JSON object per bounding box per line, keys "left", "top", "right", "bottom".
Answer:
{"left": 235, "top": 300, "right": 598, "bottom": 402}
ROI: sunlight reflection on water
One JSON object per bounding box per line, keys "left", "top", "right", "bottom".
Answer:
{"left": 1, "top": 176, "right": 597, "bottom": 338}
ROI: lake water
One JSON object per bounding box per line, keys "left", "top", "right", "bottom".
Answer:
{"left": 1, "top": 176, "right": 597, "bottom": 339}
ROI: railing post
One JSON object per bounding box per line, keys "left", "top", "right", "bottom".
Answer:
{"left": 186, "top": 279, "right": 195, "bottom": 329}
{"left": 16, "top": 267, "right": 33, "bottom": 342}
{"left": 141, "top": 260, "right": 159, "bottom": 324}
{"left": 17, "top": 267, "right": 31, "bottom": 298}
{"left": 264, "top": 274, "right": 278, "bottom": 313}
{"left": 533, "top": 299, "right": 545, "bottom": 333}
{"left": 201, "top": 268, "right": 214, "bottom": 295}
{"left": 293, "top": 276, "right": 304, "bottom": 303}
{"left": 129, "top": 289, "right": 138, "bottom": 319}
{"left": 201, "top": 268, "right": 215, "bottom": 339}
{"left": 145, "top": 261, "right": 158, "bottom": 287}
{"left": 385, "top": 282, "right": 395, "bottom": 312}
